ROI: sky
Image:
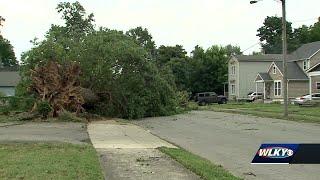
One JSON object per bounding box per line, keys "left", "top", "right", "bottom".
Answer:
{"left": 1, "top": 0, "right": 320, "bottom": 60}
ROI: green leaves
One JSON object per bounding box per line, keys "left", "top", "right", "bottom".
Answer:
{"left": 161, "top": 44, "right": 241, "bottom": 95}
{"left": 257, "top": 16, "right": 320, "bottom": 54}
{"left": 0, "top": 35, "right": 17, "bottom": 67}
{"left": 19, "top": 2, "right": 179, "bottom": 119}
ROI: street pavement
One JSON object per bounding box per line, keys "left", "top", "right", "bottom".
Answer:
{"left": 133, "top": 110, "right": 320, "bottom": 180}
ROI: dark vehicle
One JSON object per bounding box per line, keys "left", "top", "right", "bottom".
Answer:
{"left": 195, "top": 92, "right": 227, "bottom": 105}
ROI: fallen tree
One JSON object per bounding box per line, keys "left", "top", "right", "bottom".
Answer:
{"left": 29, "top": 61, "right": 84, "bottom": 117}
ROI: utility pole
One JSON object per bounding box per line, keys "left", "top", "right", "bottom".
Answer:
{"left": 250, "top": 0, "right": 288, "bottom": 117}
{"left": 281, "top": 0, "right": 288, "bottom": 117}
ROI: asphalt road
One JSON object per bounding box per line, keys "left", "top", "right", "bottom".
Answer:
{"left": 134, "top": 111, "right": 320, "bottom": 180}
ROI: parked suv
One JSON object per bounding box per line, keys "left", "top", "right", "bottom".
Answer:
{"left": 248, "top": 92, "right": 263, "bottom": 102}
{"left": 195, "top": 92, "right": 227, "bottom": 105}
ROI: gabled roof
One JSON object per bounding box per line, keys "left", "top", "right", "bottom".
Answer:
{"left": 257, "top": 73, "right": 272, "bottom": 81}
{"left": 307, "top": 62, "right": 320, "bottom": 73}
{"left": 274, "top": 61, "right": 308, "bottom": 80}
{"left": 0, "top": 68, "right": 20, "bottom": 86}
{"left": 234, "top": 54, "right": 282, "bottom": 62}
{"left": 256, "top": 72, "right": 272, "bottom": 81}
{"left": 288, "top": 41, "right": 320, "bottom": 61}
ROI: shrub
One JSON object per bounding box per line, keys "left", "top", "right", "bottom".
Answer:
{"left": 37, "top": 101, "right": 52, "bottom": 118}
{"left": 58, "top": 111, "right": 84, "bottom": 122}
{"left": 21, "top": 97, "right": 36, "bottom": 111}
{"left": 1, "top": 107, "right": 10, "bottom": 116}
{"left": 8, "top": 97, "right": 20, "bottom": 109}
{"left": 185, "top": 102, "right": 199, "bottom": 111}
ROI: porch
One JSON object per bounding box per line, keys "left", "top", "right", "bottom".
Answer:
{"left": 255, "top": 73, "right": 274, "bottom": 100}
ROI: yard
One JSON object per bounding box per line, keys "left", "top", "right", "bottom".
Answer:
{"left": 200, "top": 102, "right": 320, "bottom": 123}
{"left": 0, "top": 143, "right": 104, "bottom": 179}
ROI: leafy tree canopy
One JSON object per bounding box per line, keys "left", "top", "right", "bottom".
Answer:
{"left": 0, "top": 16, "right": 17, "bottom": 67}
{"left": 257, "top": 16, "right": 320, "bottom": 54}
{"left": 126, "top": 26, "right": 156, "bottom": 57}
{"left": 156, "top": 45, "right": 187, "bottom": 66}
{"left": 20, "top": 1, "right": 178, "bottom": 119}
{"left": 257, "top": 16, "right": 295, "bottom": 54}
{"left": 0, "top": 36, "right": 17, "bottom": 66}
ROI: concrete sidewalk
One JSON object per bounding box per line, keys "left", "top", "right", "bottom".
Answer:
{"left": 88, "top": 121, "right": 175, "bottom": 149}
{"left": 87, "top": 120, "right": 200, "bottom": 180}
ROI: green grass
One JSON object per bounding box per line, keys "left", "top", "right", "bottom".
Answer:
{"left": 0, "top": 143, "right": 104, "bottom": 179}
{"left": 158, "top": 147, "right": 241, "bottom": 180}
{"left": 200, "top": 103, "right": 320, "bottom": 123}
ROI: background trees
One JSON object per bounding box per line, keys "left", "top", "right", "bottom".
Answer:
{"left": 0, "top": 36, "right": 17, "bottom": 67}
{"left": 22, "top": 1, "right": 320, "bottom": 119}
{"left": 257, "top": 16, "right": 320, "bottom": 54}
{"left": 0, "top": 16, "right": 17, "bottom": 67}
{"left": 126, "top": 27, "right": 156, "bottom": 57}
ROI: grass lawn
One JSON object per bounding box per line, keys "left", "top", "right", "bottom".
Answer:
{"left": 0, "top": 143, "right": 104, "bottom": 179}
{"left": 200, "top": 103, "right": 320, "bottom": 123}
{"left": 158, "top": 147, "right": 241, "bottom": 180}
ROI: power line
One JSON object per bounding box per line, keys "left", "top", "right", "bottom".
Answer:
{"left": 242, "top": 42, "right": 261, "bottom": 53}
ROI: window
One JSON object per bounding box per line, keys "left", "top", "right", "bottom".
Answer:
{"left": 205, "top": 93, "right": 210, "bottom": 97}
{"left": 231, "top": 84, "right": 235, "bottom": 95}
{"left": 303, "top": 60, "right": 308, "bottom": 70}
{"left": 273, "top": 65, "right": 276, "bottom": 74}
{"left": 317, "top": 82, "right": 320, "bottom": 90}
{"left": 274, "top": 81, "right": 282, "bottom": 96}
{"left": 210, "top": 92, "right": 216, "bottom": 96}
{"left": 231, "top": 65, "right": 236, "bottom": 75}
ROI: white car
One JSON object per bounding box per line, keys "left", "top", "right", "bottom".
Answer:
{"left": 293, "top": 93, "right": 320, "bottom": 105}
{"left": 248, "top": 92, "right": 263, "bottom": 102}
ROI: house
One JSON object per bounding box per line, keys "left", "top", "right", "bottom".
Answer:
{"left": 255, "top": 61, "right": 309, "bottom": 100}
{"left": 0, "top": 67, "right": 20, "bottom": 96}
{"left": 252, "top": 41, "right": 320, "bottom": 100}
{"left": 229, "top": 41, "right": 320, "bottom": 101}
{"left": 228, "top": 54, "right": 282, "bottom": 100}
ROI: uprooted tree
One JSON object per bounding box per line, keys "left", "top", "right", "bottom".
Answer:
{"left": 19, "top": 1, "right": 180, "bottom": 119}
{"left": 29, "top": 61, "right": 84, "bottom": 117}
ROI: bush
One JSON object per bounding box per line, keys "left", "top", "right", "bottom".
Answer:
{"left": 58, "top": 111, "right": 84, "bottom": 122}
{"left": 20, "top": 97, "right": 36, "bottom": 111}
{"left": 185, "top": 102, "right": 199, "bottom": 111}
{"left": 1, "top": 107, "right": 10, "bottom": 116}
{"left": 2, "top": 96, "right": 36, "bottom": 112}
{"left": 37, "top": 101, "right": 52, "bottom": 118}
{"left": 8, "top": 97, "right": 20, "bottom": 109}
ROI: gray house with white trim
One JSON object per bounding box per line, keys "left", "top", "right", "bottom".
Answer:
{"left": 0, "top": 67, "right": 20, "bottom": 96}
{"left": 228, "top": 54, "right": 282, "bottom": 100}
{"left": 229, "top": 41, "right": 320, "bottom": 100}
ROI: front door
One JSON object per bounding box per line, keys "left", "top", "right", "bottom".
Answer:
{"left": 265, "top": 82, "right": 271, "bottom": 99}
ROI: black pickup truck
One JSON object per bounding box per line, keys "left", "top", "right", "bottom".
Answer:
{"left": 195, "top": 92, "right": 227, "bottom": 105}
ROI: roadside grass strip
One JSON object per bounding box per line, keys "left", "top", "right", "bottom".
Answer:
{"left": 0, "top": 143, "right": 104, "bottom": 179}
{"left": 158, "top": 147, "right": 242, "bottom": 180}
{"left": 201, "top": 103, "right": 320, "bottom": 123}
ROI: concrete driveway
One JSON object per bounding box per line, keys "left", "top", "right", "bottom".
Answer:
{"left": 133, "top": 111, "right": 320, "bottom": 180}
{"left": 0, "top": 122, "right": 89, "bottom": 144}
